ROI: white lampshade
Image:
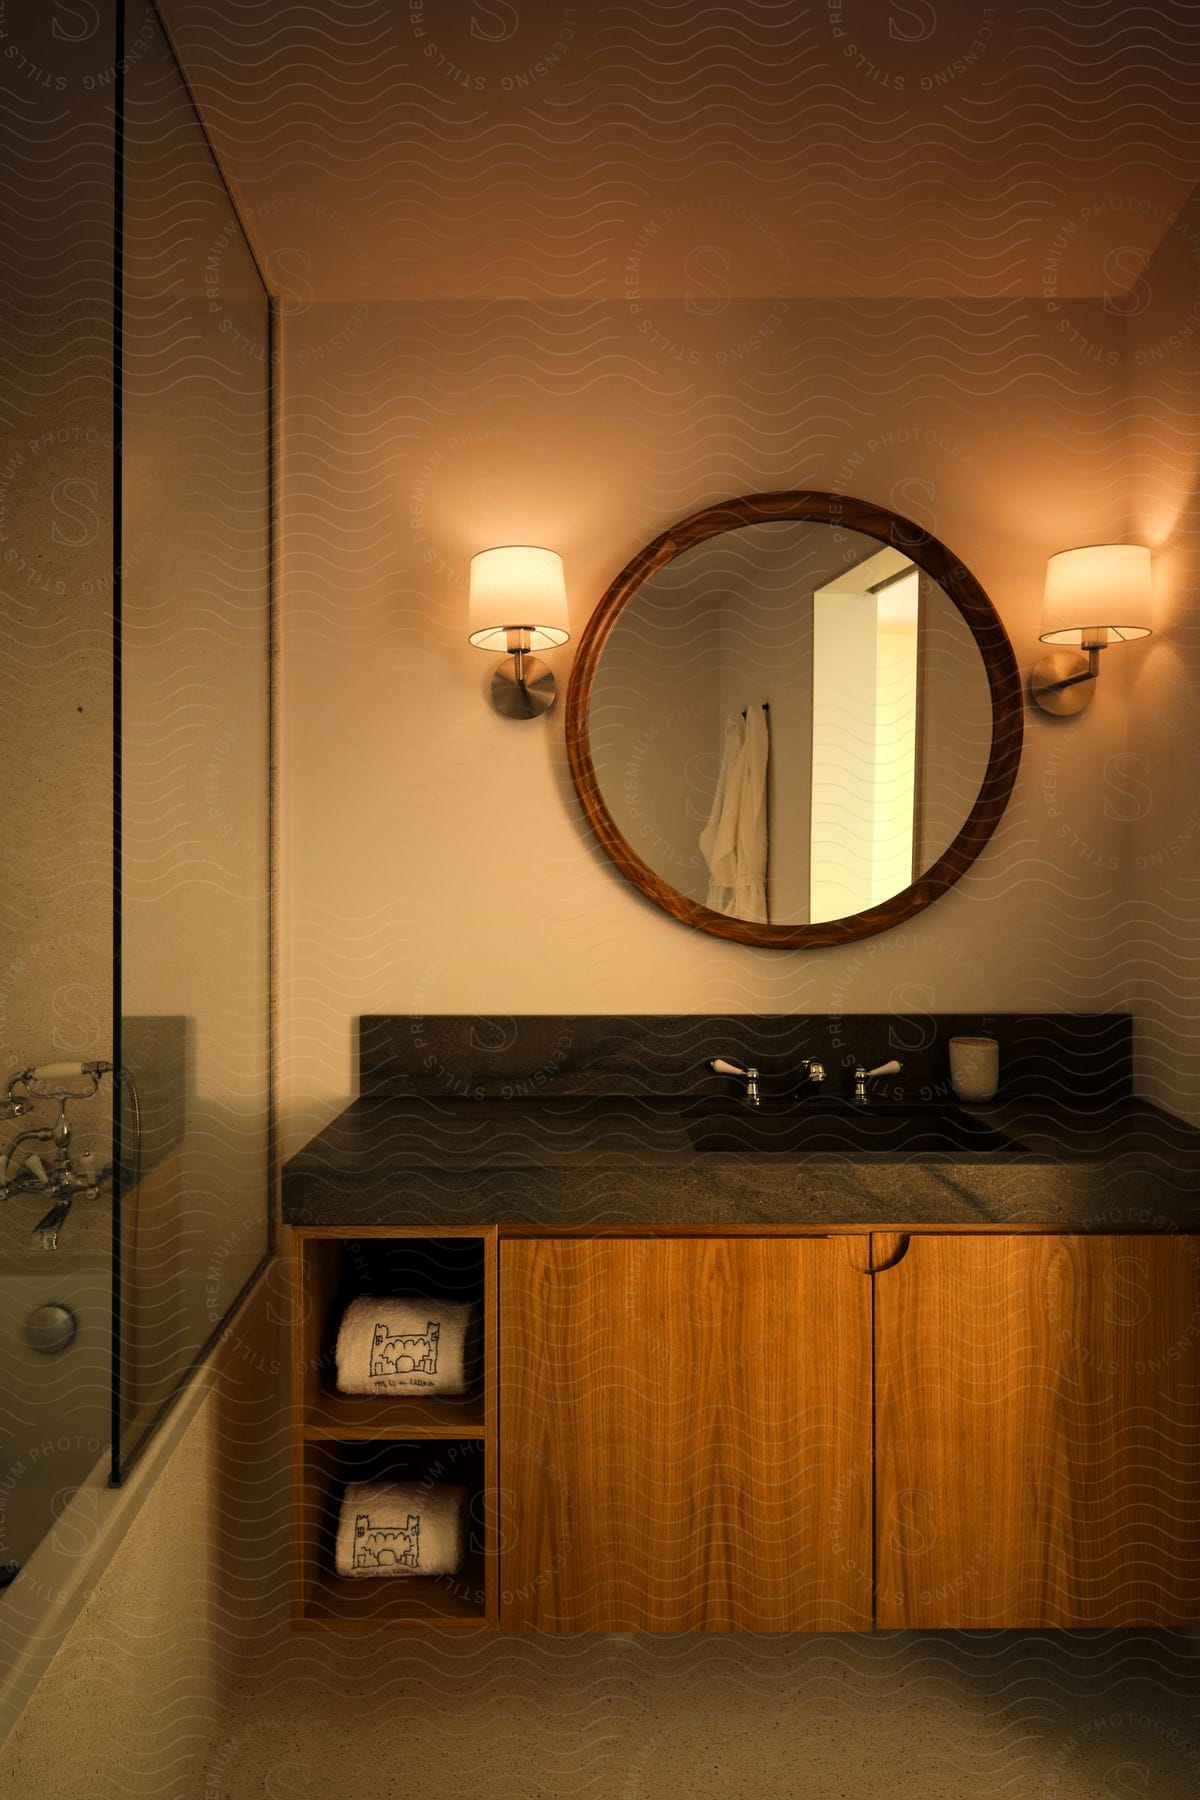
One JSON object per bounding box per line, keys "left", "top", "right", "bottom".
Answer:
{"left": 468, "top": 546, "right": 569, "bottom": 651}
{"left": 1040, "top": 544, "right": 1153, "bottom": 647}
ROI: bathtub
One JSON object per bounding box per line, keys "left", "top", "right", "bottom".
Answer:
{"left": 0, "top": 1248, "right": 114, "bottom": 1734}
{"left": 0, "top": 1250, "right": 112, "bottom": 1579}
{"left": 0, "top": 1250, "right": 268, "bottom": 1745}
{"left": 0, "top": 1242, "right": 264, "bottom": 1748}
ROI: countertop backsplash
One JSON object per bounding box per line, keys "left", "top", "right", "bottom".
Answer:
{"left": 356, "top": 1012, "right": 1134, "bottom": 1109}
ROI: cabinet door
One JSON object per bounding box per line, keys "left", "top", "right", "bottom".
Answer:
{"left": 874, "top": 1233, "right": 1200, "bottom": 1628}
{"left": 499, "top": 1236, "right": 873, "bottom": 1631}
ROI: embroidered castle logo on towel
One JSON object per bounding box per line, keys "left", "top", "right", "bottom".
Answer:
{"left": 370, "top": 1320, "right": 440, "bottom": 1378}
{"left": 352, "top": 1512, "right": 421, "bottom": 1572}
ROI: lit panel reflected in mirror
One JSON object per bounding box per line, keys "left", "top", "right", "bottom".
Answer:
{"left": 810, "top": 556, "right": 919, "bottom": 920}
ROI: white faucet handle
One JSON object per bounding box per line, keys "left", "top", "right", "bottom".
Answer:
{"left": 709, "top": 1057, "right": 755, "bottom": 1079}
{"left": 867, "top": 1059, "right": 902, "bottom": 1078}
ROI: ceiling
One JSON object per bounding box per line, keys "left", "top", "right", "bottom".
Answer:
{"left": 161, "top": 0, "right": 1200, "bottom": 303}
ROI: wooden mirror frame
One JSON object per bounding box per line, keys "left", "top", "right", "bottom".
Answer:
{"left": 564, "top": 490, "right": 1024, "bottom": 948}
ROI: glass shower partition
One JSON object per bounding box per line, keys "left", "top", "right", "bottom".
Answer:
{"left": 0, "top": 7, "right": 118, "bottom": 1586}
{"left": 114, "top": 0, "right": 273, "bottom": 1478}
{"left": 0, "top": 0, "right": 271, "bottom": 1634}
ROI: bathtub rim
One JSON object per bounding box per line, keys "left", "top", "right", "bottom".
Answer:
{"left": 0, "top": 1263, "right": 270, "bottom": 1748}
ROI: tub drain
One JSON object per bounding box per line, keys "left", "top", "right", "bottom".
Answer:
{"left": 26, "top": 1304, "right": 78, "bottom": 1353}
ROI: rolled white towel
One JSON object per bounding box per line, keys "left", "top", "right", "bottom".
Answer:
{"left": 334, "top": 1295, "right": 478, "bottom": 1397}
{"left": 335, "top": 1479, "right": 468, "bottom": 1579}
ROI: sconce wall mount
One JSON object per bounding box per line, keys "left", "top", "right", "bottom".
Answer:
{"left": 479, "top": 625, "right": 560, "bottom": 719}
{"left": 1030, "top": 645, "right": 1100, "bottom": 717}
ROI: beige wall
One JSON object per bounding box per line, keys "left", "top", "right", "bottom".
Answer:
{"left": 0, "top": 16, "right": 116, "bottom": 1192}
{"left": 1125, "top": 190, "right": 1200, "bottom": 1125}
{"left": 117, "top": 0, "right": 274, "bottom": 1363}
{"left": 0, "top": 287, "right": 115, "bottom": 1249}
{"left": 279, "top": 297, "right": 1138, "bottom": 1154}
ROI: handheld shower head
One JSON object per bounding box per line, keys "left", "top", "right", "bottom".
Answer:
{"left": 3, "top": 1058, "right": 115, "bottom": 1122}
{"left": 28, "top": 1061, "right": 114, "bottom": 1082}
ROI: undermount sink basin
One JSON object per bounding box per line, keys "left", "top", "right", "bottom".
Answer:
{"left": 683, "top": 1102, "right": 1027, "bottom": 1156}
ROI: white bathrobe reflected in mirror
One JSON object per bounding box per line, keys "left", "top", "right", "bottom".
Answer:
{"left": 699, "top": 707, "right": 769, "bottom": 923}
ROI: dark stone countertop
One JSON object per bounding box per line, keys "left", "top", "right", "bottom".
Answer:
{"left": 281, "top": 1095, "right": 1200, "bottom": 1231}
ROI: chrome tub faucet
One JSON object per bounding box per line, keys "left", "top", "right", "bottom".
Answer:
{"left": 32, "top": 1197, "right": 76, "bottom": 1252}
{"left": 0, "top": 1059, "right": 119, "bottom": 1247}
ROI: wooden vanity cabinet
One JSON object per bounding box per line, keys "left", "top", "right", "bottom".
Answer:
{"left": 498, "top": 1235, "right": 874, "bottom": 1632}
{"left": 288, "top": 1224, "right": 1199, "bottom": 1632}
{"left": 873, "top": 1233, "right": 1200, "bottom": 1628}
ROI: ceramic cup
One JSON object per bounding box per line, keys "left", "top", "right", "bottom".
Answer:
{"left": 949, "top": 1036, "right": 1000, "bottom": 1103}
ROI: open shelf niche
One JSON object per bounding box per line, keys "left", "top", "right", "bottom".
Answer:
{"left": 289, "top": 1226, "right": 496, "bottom": 1629}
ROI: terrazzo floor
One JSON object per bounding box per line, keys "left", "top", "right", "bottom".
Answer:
{"left": 200, "top": 1629, "right": 1200, "bottom": 1800}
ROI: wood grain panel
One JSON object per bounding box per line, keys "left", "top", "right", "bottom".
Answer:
{"left": 874, "top": 1233, "right": 1200, "bottom": 1627}
{"left": 499, "top": 1236, "right": 873, "bottom": 1631}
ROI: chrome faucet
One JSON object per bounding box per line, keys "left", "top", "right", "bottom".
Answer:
{"left": 708, "top": 1055, "right": 829, "bottom": 1106}
{"left": 33, "top": 1197, "right": 76, "bottom": 1252}
{"left": 708, "top": 1057, "right": 761, "bottom": 1107}
{"left": 853, "top": 1058, "right": 902, "bottom": 1104}
{"left": 0, "top": 1060, "right": 118, "bottom": 1247}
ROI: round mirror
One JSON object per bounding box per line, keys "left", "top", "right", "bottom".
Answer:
{"left": 566, "top": 491, "right": 1023, "bottom": 947}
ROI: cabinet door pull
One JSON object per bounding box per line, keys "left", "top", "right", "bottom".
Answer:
{"left": 869, "top": 1233, "right": 911, "bottom": 1273}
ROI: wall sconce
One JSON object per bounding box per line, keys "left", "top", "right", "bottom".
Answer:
{"left": 469, "top": 545, "right": 570, "bottom": 720}
{"left": 1030, "top": 544, "right": 1153, "bottom": 716}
